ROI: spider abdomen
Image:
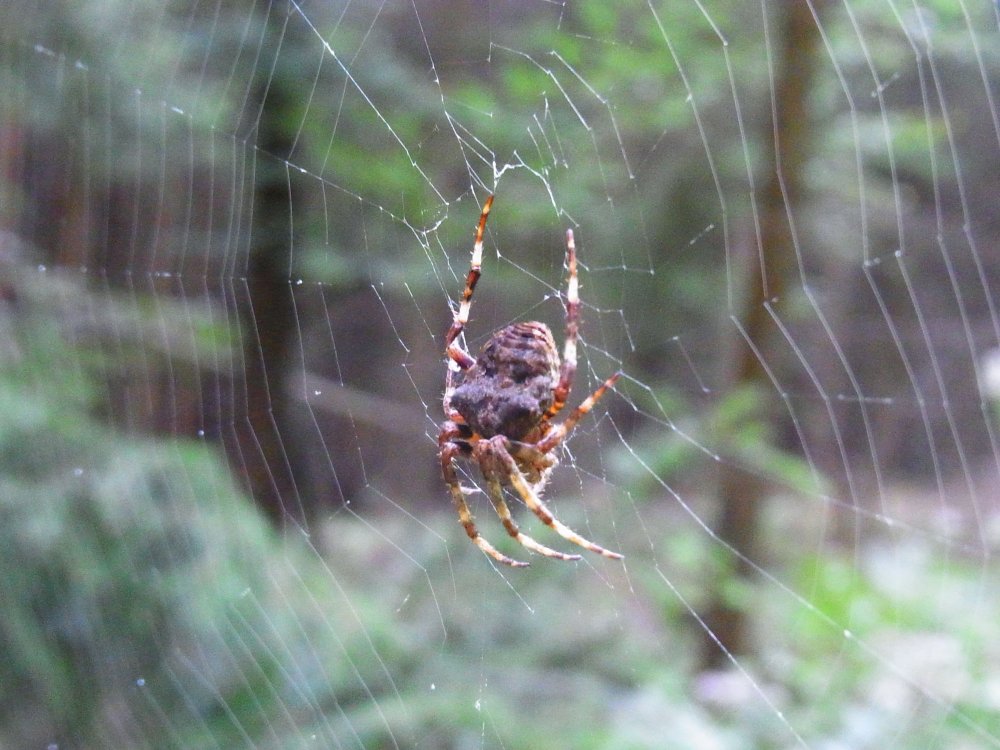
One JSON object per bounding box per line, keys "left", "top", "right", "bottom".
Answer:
{"left": 450, "top": 321, "right": 559, "bottom": 440}
{"left": 477, "top": 321, "right": 560, "bottom": 381}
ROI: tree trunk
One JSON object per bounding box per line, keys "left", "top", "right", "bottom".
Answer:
{"left": 700, "top": 0, "right": 826, "bottom": 669}
{"left": 227, "top": 15, "right": 302, "bottom": 525}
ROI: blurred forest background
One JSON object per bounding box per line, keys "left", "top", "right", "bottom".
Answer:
{"left": 2, "top": 0, "right": 1000, "bottom": 748}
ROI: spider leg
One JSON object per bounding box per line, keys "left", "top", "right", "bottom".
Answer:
{"left": 440, "top": 438, "right": 530, "bottom": 568}
{"left": 443, "top": 195, "right": 494, "bottom": 415}
{"left": 492, "top": 438, "right": 623, "bottom": 560}
{"left": 484, "top": 476, "right": 582, "bottom": 561}
{"left": 507, "top": 440, "right": 556, "bottom": 486}
{"left": 442, "top": 365, "right": 469, "bottom": 420}
{"left": 547, "top": 227, "right": 580, "bottom": 419}
{"left": 444, "top": 194, "right": 494, "bottom": 353}
{"left": 537, "top": 371, "right": 621, "bottom": 454}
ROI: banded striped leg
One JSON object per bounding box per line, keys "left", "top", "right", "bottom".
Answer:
{"left": 493, "top": 438, "right": 623, "bottom": 560}
{"left": 507, "top": 440, "right": 556, "bottom": 486}
{"left": 547, "top": 228, "right": 580, "bottom": 419}
{"left": 485, "top": 477, "right": 582, "bottom": 562}
{"left": 537, "top": 371, "right": 621, "bottom": 454}
{"left": 443, "top": 195, "right": 493, "bottom": 415}
{"left": 440, "top": 440, "right": 529, "bottom": 568}
{"left": 444, "top": 194, "right": 494, "bottom": 362}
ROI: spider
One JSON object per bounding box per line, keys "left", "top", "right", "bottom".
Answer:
{"left": 438, "top": 194, "right": 623, "bottom": 567}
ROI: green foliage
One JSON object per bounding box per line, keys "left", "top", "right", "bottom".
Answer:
{"left": 304, "top": 509, "right": 1000, "bottom": 750}
{"left": 617, "top": 384, "right": 825, "bottom": 504}
{"left": 0, "top": 268, "right": 414, "bottom": 748}
{"left": 0, "top": 273, "right": 243, "bottom": 744}
{"left": 711, "top": 387, "right": 825, "bottom": 496}
{"left": 2, "top": 265, "right": 998, "bottom": 747}
{"left": 754, "top": 543, "right": 1000, "bottom": 748}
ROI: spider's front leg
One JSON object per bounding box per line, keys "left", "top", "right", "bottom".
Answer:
{"left": 488, "top": 436, "right": 624, "bottom": 561}
{"left": 476, "top": 460, "right": 581, "bottom": 562}
{"left": 439, "top": 424, "right": 530, "bottom": 568}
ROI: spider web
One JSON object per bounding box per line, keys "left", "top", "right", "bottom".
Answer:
{"left": 3, "top": 0, "right": 1000, "bottom": 747}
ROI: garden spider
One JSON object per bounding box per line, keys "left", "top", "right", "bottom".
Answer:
{"left": 438, "top": 194, "right": 623, "bottom": 567}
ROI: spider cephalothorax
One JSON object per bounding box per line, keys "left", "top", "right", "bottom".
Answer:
{"left": 438, "top": 194, "right": 623, "bottom": 567}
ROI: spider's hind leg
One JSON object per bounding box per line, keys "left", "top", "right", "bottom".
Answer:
{"left": 547, "top": 227, "right": 581, "bottom": 419}
{"left": 537, "top": 371, "right": 621, "bottom": 454}
{"left": 443, "top": 195, "right": 494, "bottom": 415}
{"left": 444, "top": 194, "right": 494, "bottom": 355}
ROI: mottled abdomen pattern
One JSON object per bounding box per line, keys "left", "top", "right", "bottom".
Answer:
{"left": 450, "top": 322, "right": 559, "bottom": 441}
